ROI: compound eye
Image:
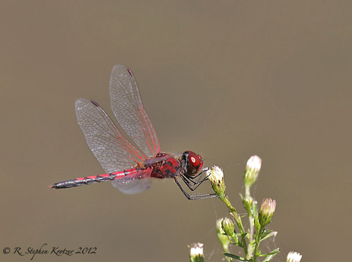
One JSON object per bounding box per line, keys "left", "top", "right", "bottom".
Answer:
{"left": 189, "top": 153, "right": 200, "bottom": 167}
{"left": 183, "top": 151, "right": 204, "bottom": 176}
{"left": 186, "top": 151, "right": 203, "bottom": 174}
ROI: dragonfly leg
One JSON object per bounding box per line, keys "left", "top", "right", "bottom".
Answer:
{"left": 179, "top": 169, "right": 211, "bottom": 192}
{"left": 180, "top": 174, "right": 205, "bottom": 191}
{"left": 174, "top": 176, "right": 218, "bottom": 200}
{"left": 189, "top": 167, "right": 209, "bottom": 180}
{"left": 187, "top": 173, "right": 210, "bottom": 186}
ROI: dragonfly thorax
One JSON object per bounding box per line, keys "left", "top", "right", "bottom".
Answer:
{"left": 148, "top": 153, "right": 181, "bottom": 179}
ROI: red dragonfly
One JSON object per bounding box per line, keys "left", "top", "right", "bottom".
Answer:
{"left": 51, "top": 65, "right": 216, "bottom": 200}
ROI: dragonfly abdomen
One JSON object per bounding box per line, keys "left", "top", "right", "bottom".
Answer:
{"left": 51, "top": 172, "right": 127, "bottom": 189}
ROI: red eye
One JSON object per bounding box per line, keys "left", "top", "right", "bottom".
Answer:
{"left": 183, "top": 151, "right": 203, "bottom": 176}
{"left": 188, "top": 152, "right": 202, "bottom": 169}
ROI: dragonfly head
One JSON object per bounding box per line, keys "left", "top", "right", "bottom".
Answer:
{"left": 182, "top": 151, "right": 204, "bottom": 177}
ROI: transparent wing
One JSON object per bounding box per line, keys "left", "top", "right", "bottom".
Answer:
{"left": 111, "top": 168, "right": 153, "bottom": 194}
{"left": 109, "top": 65, "right": 160, "bottom": 158}
{"left": 75, "top": 99, "right": 147, "bottom": 173}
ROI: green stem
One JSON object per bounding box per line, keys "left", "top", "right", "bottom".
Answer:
{"left": 220, "top": 196, "right": 248, "bottom": 258}
{"left": 221, "top": 197, "right": 245, "bottom": 232}
{"left": 245, "top": 186, "right": 250, "bottom": 198}
{"left": 253, "top": 227, "right": 263, "bottom": 262}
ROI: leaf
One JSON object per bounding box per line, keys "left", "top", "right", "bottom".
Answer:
{"left": 262, "top": 251, "right": 279, "bottom": 262}
{"left": 260, "top": 231, "right": 277, "bottom": 242}
{"left": 258, "top": 248, "right": 280, "bottom": 257}
{"left": 223, "top": 253, "right": 251, "bottom": 261}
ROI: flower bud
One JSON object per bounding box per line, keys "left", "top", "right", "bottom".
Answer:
{"left": 189, "top": 243, "right": 204, "bottom": 262}
{"left": 242, "top": 195, "right": 254, "bottom": 212}
{"left": 286, "top": 251, "right": 302, "bottom": 262}
{"left": 259, "top": 198, "right": 276, "bottom": 227}
{"left": 221, "top": 217, "right": 235, "bottom": 236}
{"left": 216, "top": 219, "right": 230, "bottom": 252}
{"left": 244, "top": 155, "right": 262, "bottom": 188}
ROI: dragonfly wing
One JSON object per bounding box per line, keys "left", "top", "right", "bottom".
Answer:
{"left": 109, "top": 65, "right": 160, "bottom": 158}
{"left": 111, "top": 168, "right": 153, "bottom": 194}
{"left": 75, "top": 99, "right": 146, "bottom": 173}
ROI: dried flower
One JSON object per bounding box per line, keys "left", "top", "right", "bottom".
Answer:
{"left": 207, "top": 166, "right": 226, "bottom": 196}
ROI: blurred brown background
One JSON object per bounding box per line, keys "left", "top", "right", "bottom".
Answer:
{"left": 1, "top": 1, "right": 351, "bottom": 261}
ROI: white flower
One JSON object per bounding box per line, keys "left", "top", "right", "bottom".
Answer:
{"left": 286, "top": 251, "right": 302, "bottom": 262}
{"left": 189, "top": 243, "right": 204, "bottom": 257}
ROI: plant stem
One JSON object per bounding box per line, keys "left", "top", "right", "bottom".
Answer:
{"left": 253, "top": 227, "right": 263, "bottom": 262}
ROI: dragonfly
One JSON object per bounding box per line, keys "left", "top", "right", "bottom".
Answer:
{"left": 51, "top": 65, "right": 216, "bottom": 200}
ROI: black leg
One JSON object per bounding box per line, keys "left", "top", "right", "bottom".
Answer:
{"left": 179, "top": 169, "right": 212, "bottom": 192}
{"left": 174, "top": 176, "right": 218, "bottom": 200}
{"left": 189, "top": 167, "right": 209, "bottom": 180}
{"left": 184, "top": 171, "right": 209, "bottom": 185}
{"left": 180, "top": 174, "right": 207, "bottom": 191}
